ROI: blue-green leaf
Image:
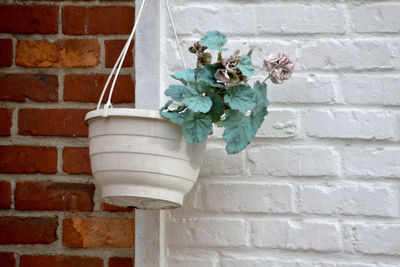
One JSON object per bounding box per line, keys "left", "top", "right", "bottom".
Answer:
{"left": 224, "top": 84, "right": 256, "bottom": 114}
{"left": 170, "top": 69, "right": 196, "bottom": 85}
{"left": 196, "top": 64, "right": 224, "bottom": 88}
{"left": 223, "top": 110, "right": 253, "bottom": 154}
{"left": 183, "top": 111, "right": 212, "bottom": 143}
{"left": 199, "top": 31, "right": 228, "bottom": 52}
{"left": 183, "top": 93, "right": 212, "bottom": 113}
{"left": 160, "top": 110, "right": 185, "bottom": 126}
{"left": 252, "top": 81, "right": 269, "bottom": 114}
{"left": 164, "top": 85, "right": 187, "bottom": 102}
{"left": 250, "top": 107, "right": 267, "bottom": 138}
{"left": 208, "top": 91, "right": 224, "bottom": 116}
{"left": 237, "top": 55, "right": 254, "bottom": 78}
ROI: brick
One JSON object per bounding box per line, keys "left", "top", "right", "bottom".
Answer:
{"left": 268, "top": 74, "right": 337, "bottom": 104}
{"left": 0, "top": 109, "right": 12, "bottom": 136}
{"left": 205, "top": 183, "right": 293, "bottom": 213}
{"left": 252, "top": 220, "right": 341, "bottom": 252}
{"left": 342, "top": 147, "right": 400, "bottom": 178}
{"left": 257, "top": 110, "right": 298, "bottom": 138}
{"left": 0, "top": 252, "right": 15, "bottom": 267}
{"left": 256, "top": 4, "right": 345, "bottom": 34}
{"left": 62, "top": 6, "right": 87, "bottom": 35}
{"left": 18, "top": 109, "right": 89, "bottom": 137}
{"left": 63, "top": 74, "right": 134, "bottom": 103}
{"left": 88, "top": 6, "right": 134, "bottom": 34}
{"left": 344, "top": 224, "right": 400, "bottom": 255}
{"left": 20, "top": 255, "right": 103, "bottom": 267}
{"left": 0, "top": 5, "right": 58, "bottom": 34}
{"left": 304, "top": 110, "right": 399, "bottom": 140}
{"left": 167, "top": 217, "right": 247, "bottom": 247}
{"left": 0, "top": 217, "right": 58, "bottom": 244}
{"left": 105, "top": 39, "right": 133, "bottom": 68}
{"left": 16, "top": 39, "right": 100, "bottom": 67}
{"left": 62, "top": 218, "right": 134, "bottom": 248}
{"left": 169, "top": 258, "right": 215, "bottom": 267}
{"left": 0, "top": 73, "right": 58, "bottom": 102}
{"left": 300, "top": 39, "right": 400, "bottom": 71}
{"left": 0, "top": 38, "right": 12, "bottom": 67}
{"left": 341, "top": 74, "right": 400, "bottom": 106}
{"left": 173, "top": 6, "right": 257, "bottom": 35}
{"left": 62, "top": 147, "right": 91, "bottom": 174}
{"left": 351, "top": 4, "right": 400, "bottom": 33}
{"left": 0, "top": 180, "right": 11, "bottom": 209}
{"left": 109, "top": 257, "right": 134, "bottom": 267}
{"left": 0, "top": 146, "right": 57, "bottom": 174}
{"left": 248, "top": 146, "right": 339, "bottom": 177}
{"left": 251, "top": 220, "right": 287, "bottom": 249}
{"left": 299, "top": 185, "right": 399, "bottom": 217}
{"left": 15, "top": 181, "right": 95, "bottom": 212}
{"left": 199, "top": 143, "right": 243, "bottom": 176}
{"left": 102, "top": 203, "right": 134, "bottom": 212}
{"left": 287, "top": 221, "right": 341, "bottom": 252}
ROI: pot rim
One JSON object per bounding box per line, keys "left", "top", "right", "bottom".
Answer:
{"left": 85, "top": 108, "right": 165, "bottom": 123}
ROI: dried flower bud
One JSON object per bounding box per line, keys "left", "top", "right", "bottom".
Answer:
{"left": 214, "top": 69, "right": 230, "bottom": 83}
{"left": 189, "top": 46, "right": 196, "bottom": 53}
{"left": 270, "top": 63, "right": 295, "bottom": 84}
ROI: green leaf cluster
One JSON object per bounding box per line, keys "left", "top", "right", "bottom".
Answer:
{"left": 161, "top": 31, "right": 269, "bottom": 154}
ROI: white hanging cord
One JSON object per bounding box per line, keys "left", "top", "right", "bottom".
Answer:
{"left": 97, "top": 0, "right": 148, "bottom": 112}
{"left": 165, "top": 0, "right": 187, "bottom": 69}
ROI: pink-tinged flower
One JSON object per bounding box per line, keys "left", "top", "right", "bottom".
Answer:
{"left": 214, "top": 69, "right": 230, "bottom": 83}
{"left": 270, "top": 63, "right": 295, "bottom": 84}
{"left": 263, "top": 52, "right": 291, "bottom": 72}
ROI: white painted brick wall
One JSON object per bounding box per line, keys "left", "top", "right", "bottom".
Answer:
{"left": 161, "top": 0, "right": 400, "bottom": 266}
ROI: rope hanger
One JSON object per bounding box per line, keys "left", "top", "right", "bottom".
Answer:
{"left": 97, "top": 0, "right": 186, "bottom": 116}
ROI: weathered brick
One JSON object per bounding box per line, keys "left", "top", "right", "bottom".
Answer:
{"left": 342, "top": 147, "right": 400, "bottom": 178}
{"left": 63, "top": 74, "right": 134, "bottom": 103}
{"left": 351, "top": 4, "right": 400, "bottom": 33}
{"left": 257, "top": 110, "right": 298, "bottom": 138}
{"left": 88, "top": 6, "right": 134, "bottom": 34}
{"left": 300, "top": 39, "right": 400, "bottom": 71}
{"left": 62, "top": 6, "right": 87, "bottom": 35}
{"left": 299, "top": 185, "right": 399, "bottom": 217}
{"left": 0, "top": 5, "right": 58, "bottom": 34}
{"left": 167, "top": 217, "right": 247, "bottom": 247}
{"left": 248, "top": 146, "right": 339, "bottom": 177}
{"left": 101, "top": 203, "right": 134, "bottom": 212}
{"left": 252, "top": 220, "right": 341, "bottom": 252}
{"left": 268, "top": 74, "right": 337, "bottom": 104}
{"left": 15, "top": 181, "right": 95, "bottom": 212}
{"left": 0, "top": 38, "right": 12, "bottom": 67}
{"left": 344, "top": 224, "right": 400, "bottom": 255}
{"left": 0, "top": 252, "right": 15, "bottom": 267}
{"left": 109, "top": 257, "right": 134, "bottom": 267}
{"left": 16, "top": 39, "right": 100, "bottom": 67}
{"left": 341, "top": 74, "right": 400, "bottom": 106}
{"left": 20, "top": 255, "right": 103, "bottom": 267}
{"left": 62, "top": 218, "right": 134, "bottom": 248}
{"left": 18, "top": 109, "right": 89, "bottom": 137}
{"left": 205, "top": 183, "right": 293, "bottom": 213}
{"left": 0, "top": 73, "right": 58, "bottom": 102}
{"left": 62, "top": 147, "right": 91, "bottom": 174}
{"left": 0, "top": 146, "right": 57, "bottom": 174}
{"left": 0, "top": 217, "right": 58, "bottom": 244}
{"left": 199, "top": 143, "right": 243, "bottom": 176}
{"left": 256, "top": 4, "right": 345, "bottom": 34}
{"left": 0, "top": 109, "right": 12, "bottom": 136}
{"left": 304, "top": 110, "right": 399, "bottom": 140}
{"left": 105, "top": 39, "right": 133, "bottom": 68}
{"left": 0, "top": 180, "right": 11, "bottom": 209}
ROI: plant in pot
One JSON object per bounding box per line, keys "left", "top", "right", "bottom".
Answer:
{"left": 160, "top": 31, "right": 294, "bottom": 154}
{"left": 85, "top": 2, "right": 293, "bottom": 210}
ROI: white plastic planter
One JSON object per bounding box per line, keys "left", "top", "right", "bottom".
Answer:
{"left": 85, "top": 108, "right": 206, "bottom": 209}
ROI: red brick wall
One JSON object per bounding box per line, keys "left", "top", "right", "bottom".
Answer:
{"left": 0, "top": 1, "right": 135, "bottom": 266}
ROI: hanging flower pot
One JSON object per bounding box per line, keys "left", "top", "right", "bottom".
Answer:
{"left": 85, "top": 109, "right": 206, "bottom": 209}
{"left": 85, "top": 0, "right": 207, "bottom": 210}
